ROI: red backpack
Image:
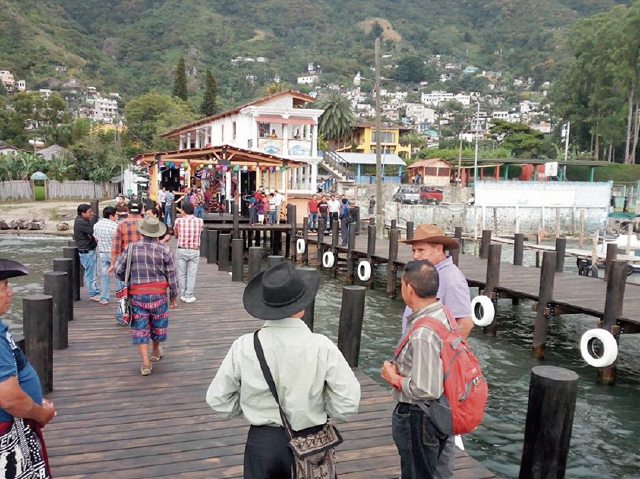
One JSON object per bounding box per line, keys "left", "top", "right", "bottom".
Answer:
{"left": 395, "top": 307, "right": 488, "bottom": 435}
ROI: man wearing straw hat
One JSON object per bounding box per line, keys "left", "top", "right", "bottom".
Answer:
{"left": 399, "top": 224, "right": 473, "bottom": 479}
{"left": 206, "top": 262, "right": 361, "bottom": 478}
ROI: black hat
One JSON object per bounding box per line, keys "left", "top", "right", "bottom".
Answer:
{"left": 243, "top": 262, "right": 321, "bottom": 320}
{"left": 128, "top": 201, "right": 142, "bottom": 213}
{"left": 0, "top": 259, "right": 28, "bottom": 281}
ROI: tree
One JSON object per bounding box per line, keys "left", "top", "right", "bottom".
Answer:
{"left": 172, "top": 57, "right": 188, "bottom": 101}
{"left": 266, "top": 82, "right": 286, "bottom": 95}
{"left": 315, "top": 92, "right": 356, "bottom": 149}
{"left": 489, "top": 119, "right": 556, "bottom": 158}
{"left": 200, "top": 69, "right": 217, "bottom": 117}
{"left": 394, "top": 54, "right": 427, "bottom": 84}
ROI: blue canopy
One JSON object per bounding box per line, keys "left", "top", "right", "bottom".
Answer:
{"left": 30, "top": 171, "right": 48, "bottom": 180}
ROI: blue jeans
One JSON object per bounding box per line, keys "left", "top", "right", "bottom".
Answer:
{"left": 99, "top": 252, "right": 112, "bottom": 302}
{"left": 194, "top": 205, "right": 204, "bottom": 218}
{"left": 164, "top": 203, "right": 173, "bottom": 225}
{"left": 308, "top": 212, "right": 317, "bottom": 230}
{"left": 78, "top": 250, "right": 99, "bottom": 298}
{"left": 392, "top": 402, "right": 448, "bottom": 479}
{"left": 269, "top": 211, "right": 275, "bottom": 224}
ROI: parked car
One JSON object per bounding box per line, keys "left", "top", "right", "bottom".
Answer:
{"left": 419, "top": 186, "right": 443, "bottom": 204}
{"left": 392, "top": 186, "right": 420, "bottom": 204}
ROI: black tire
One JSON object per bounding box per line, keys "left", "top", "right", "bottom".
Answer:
{"left": 627, "top": 264, "right": 634, "bottom": 276}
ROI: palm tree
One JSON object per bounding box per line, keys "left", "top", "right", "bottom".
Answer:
{"left": 265, "top": 82, "right": 286, "bottom": 95}
{"left": 316, "top": 92, "right": 356, "bottom": 149}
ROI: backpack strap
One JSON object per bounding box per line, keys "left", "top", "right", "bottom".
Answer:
{"left": 394, "top": 306, "right": 457, "bottom": 358}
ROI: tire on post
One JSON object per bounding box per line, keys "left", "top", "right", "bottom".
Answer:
{"left": 357, "top": 260, "right": 372, "bottom": 281}
{"left": 322, "top": 251, "right": 335, "bottom": 268}
{"left": 580, "top": 328, "right": 618, "bottom": 368}
{"left": 471, "top": 295, "right": 495, "bottom": 327}
{"left": 296, "top": 238, "right": 306, "bottom": 255}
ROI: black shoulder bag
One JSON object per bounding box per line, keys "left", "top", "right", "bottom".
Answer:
{"left": 253, "top": 330, "right": 343, "bottom": 479}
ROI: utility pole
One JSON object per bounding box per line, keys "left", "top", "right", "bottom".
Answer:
{"left": 563, "top": 121, "right": 570, "bottom": 180}
{"left": 375, "top": 37, "right": 383, "bottom": 229}
{"left": 473, "top": 101, "right": 480, "bottom": 189}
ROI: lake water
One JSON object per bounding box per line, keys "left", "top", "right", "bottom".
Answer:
{"left": 2, "top": 235, "right": 640, "bottom": 478}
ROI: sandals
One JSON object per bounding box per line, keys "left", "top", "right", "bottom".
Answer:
{"left": 150, "top": 346, "right": 163, "bottom": 362}
{"left": 141, "top": 364, "right": 153, "bottom": 376}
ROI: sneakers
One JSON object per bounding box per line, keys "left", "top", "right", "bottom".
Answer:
{"left": 90, "top": 295, "right": 101, "bottom": 302}
{"left": 180, "top": 296, "right": 187, "bottom": 302}
{"left": 141, "top": 364, "right": 153, "bottom": 376}
{"left": 184, "top": 297, "right": 196, "bottom": 303}
{"left": 99, "top": 300, "right": 109, "bottom": 305}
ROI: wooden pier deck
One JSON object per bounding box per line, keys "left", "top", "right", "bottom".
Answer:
{"left": 43, "top": 258, "right": 495, "bottom": 479}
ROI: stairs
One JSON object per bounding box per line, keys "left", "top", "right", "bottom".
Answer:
{"left": 319, "top": 150, "right": 355, "bottom": 183}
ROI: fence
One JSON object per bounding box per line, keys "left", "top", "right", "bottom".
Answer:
{"left": 0, "top": 181, "right": 33, "bottom": 200}
{"left": 0, "top": 180, "right": 118, "bottom": 200}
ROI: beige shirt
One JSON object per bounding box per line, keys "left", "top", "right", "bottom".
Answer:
{"left": 393, "top": 300, "right": 451, "bottom": 404}
{"left": 206, "top": 318, "right": 361, "bottom": 431}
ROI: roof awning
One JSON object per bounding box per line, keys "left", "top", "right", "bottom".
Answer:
{"left": 255, "top": 115, "right": 316, "bottom": 125}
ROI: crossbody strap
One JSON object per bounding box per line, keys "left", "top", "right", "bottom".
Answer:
{"left": 253, "top": 330, "right": 295, "bottom": 439}
{"left": 124, "top": 243, "right": 134, "bottom": 287}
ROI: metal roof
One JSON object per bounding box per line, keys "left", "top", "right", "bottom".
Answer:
{"left": 336, "top": 152, "right": 406, "bottom": 166}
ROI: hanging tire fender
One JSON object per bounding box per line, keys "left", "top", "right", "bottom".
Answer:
{"left": 471, "top": 295, "right": 495, "bottom": 327}
{"left": 322, "top": 251, "right": 335, "bottom": 268}
{"left": 580, "top": 328, "right": 618, "bottom": 368}
{"left": 357, "top": 260, "right": 372, "bottom": 281}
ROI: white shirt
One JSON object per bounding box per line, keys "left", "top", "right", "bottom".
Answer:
{"left": 157, "top": 189, "right": 166, "bottom": 203}
{"left": 206, "top": 318, "right": 361, "bottom": 431}
{"left": 327, "top": 199, "right": 341, "bottom": 213}
{"left": 274, "top": 193, "right": 285, "bottom": 207}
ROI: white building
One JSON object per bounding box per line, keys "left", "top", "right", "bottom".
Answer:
{"left": 91, "top": 97, "right": 119, "bottom": 123}
{"left": 297, "top": 74, "right": 318, "bottom": 85}
{"left": 454, "top": 93, "right": 471, "bottom": 106}
{"left": 404, "top": 103, "right": 437, "bottom": 123}
{"left": 15, "top": 80, "right": 26, "bottom": 92}
{"left": 421, "top": 91, "right": 454, "bottom": 106}
{"left": 0, "top": 70, "right": 15, "bottom": 90}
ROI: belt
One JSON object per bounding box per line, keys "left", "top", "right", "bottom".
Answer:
{"left": 178, "top": 246, "right": 199, "bottom": 250}
{"left": 77, "top": 249, "right": 94, "bottom": 254}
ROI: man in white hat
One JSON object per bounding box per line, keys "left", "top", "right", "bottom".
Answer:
{"left": 206, "top": 262, "right": 361, "bottom": 479}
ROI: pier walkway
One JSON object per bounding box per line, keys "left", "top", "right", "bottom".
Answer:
{"left": 43, "top": 259, "right": 495, "bottom": 479}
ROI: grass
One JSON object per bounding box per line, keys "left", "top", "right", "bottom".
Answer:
{"left": 34, "top": 184, "right": 45, "bottom": 201}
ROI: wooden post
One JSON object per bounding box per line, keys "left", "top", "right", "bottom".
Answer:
{"left": 207, "top": 230, "right": 219, "bottom": 264}
{"left": 289, "top": 205, "right": 297, "bottom": 262}
{"left": 317, "top": 219, "right": 325, "bottom": 263}
{"left": 492, "top": 207, "right": 498, "bottom": 234}
{"left": 170, "top": 202, "right": 177, "bottom": 229}
{"left": 337, "top": 286, "right": 366, "bottom": 367}
{"left": 406, "top": 221, "right": 414, "bottom": 240}
{"left": 331, "top": 220, "right": 339, "bottom": 278}
{"left": 519, "top": 366, "right": 579, "bottom": 479}
{"left": 598, "top": 260, "right": 627, "bottom": 385}
{"left": 218, "top": 233, "right": 231, "bottom": 272}
{"left": 302, "top": 219, "right": 309, "bottom": 265}
{"left": 248, "top": 246, "right": 263, "bottom": 281}
{"left": 390, "top": 219, "right": 397, "bottom": 230}
{"left": 44, "top": 271, "right": 68, "bottom": 350}
{"left": 23, "top": 295, "right": 53, "bottom": 394}
{"left": 200, "top": 227, "right": 209, "bottom": 258}
{"left": 535, "top": 232, "right": 541, "bottom": 268}
{"left": 367, "top": 224, "right": 377, "bottom": 289}
{"left": 274, "top": 231, "right": 282, "bottom": 256}
{"left": 514, "top": 233, "right": 524, "bottom": 266}
{"left": 480, "top": 229, "right": 492, "bottom": 259}
{"left": 578, "top": 209, "right": 585, "bottom": 249}
{"left": 604, "top": 243, "right": 618, "bottom": 281}
{"left": 386, "top": 229, "right": 399, "bottom": 299}
{"left": 90, "top": 199, "right": 99, "bottom": 225}
{"left": 299, "top": 267, "right": 316, "bottom": 331}
{"left": 52, "top": 258, "right": 74, "bottom": 322}
{"left": 62, "top": 246, "right": 80, "bottom": 302}
{"left": 231, "top": 238, "right": 244, "bottom": 282}
{"left": 346, "top": 223, "right": 357, "bottom": 284}
{"left": 555, "top": 237, "right": 566, "bottom": 273}
{"left": 454, "top": 226, "right": 463, "bottom": 251}
{"left": 483, "top": 244, "right": 501, "bottom": 336}
{"left": 267, "top": 255, "right": 284, "bottom": 268}
{"left": 532, "top": 251, "right": 557, "bottom": 359}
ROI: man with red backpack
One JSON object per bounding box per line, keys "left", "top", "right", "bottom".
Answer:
{"left": 381, "top": 260, "right": 487, "bottom": 479}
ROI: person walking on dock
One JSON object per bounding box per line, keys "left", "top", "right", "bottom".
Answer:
{"left": 93, "top": 206, "right": 118, "bottom": 305}
{"left": 307, "top": 194, "right": 319, "bottom": 232}
{"left": 114, "top": 216, "right": 178, "bottom": 376}
{"left": 173, "top": 202, "right": 204, "bottom": 303}
{"left": 0, "top": 259, "right": 57, "bottom": 478}
{"left": 399, "top": 224, "right": 473, "bottom": 479}
{"left": 73, "top": 203, "right": 100, "bottom": 302}
{"left": 206, "top": 262, "right": 361, "bottom": 479}
{"left": 339, "top": 198, "right": 351, "bottom": 247}
{"left": 318, "top": 195, "right": 329, "bottom": 232}
{"left": 381, "top": 260, "right": 450, "bottom": 479}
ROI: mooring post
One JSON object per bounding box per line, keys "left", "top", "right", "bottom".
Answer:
{"left": 207, "top": 230, "right": 219, "bottom": 264}
{"left": 519, "top": 366, "right": 579, "bottom": 479}
{"left": 604, "top": 243, "right": 618, "bottom": 281}
{"left": 170, "top": 202, "right": 177, "bottom": 229}
{"left": 232, "top": 203, "right": 240, "bottom": 240}
{"left": 90, "top": 199, "right": 99, "bottom": 225}
{"left": 23, "top": 294, "right": 53, "bottom": 394}
{"left": 301, "top": 218, "right": 309, "bottom": 265}
{"left": 267, "top": 255, "right": 284, "bottom": 268}
{"left": 367, "top": 224, "right": 377, "bottom": 289}
{"left": 299, "top": 267, "right": 317, "bottom": 331}
{"left": 483, "top": 244, "right": 502, "bottom": 336}
{"left": 514, "top": 233, "right": 525, "bottom": 266}
{"left": 52, "top": 258, "right": 74, "bottom": 322}
{"left": 406, "top": 221, "right": 414, "bottom": 240}
{"left": 337, "top": 286, "right": 366, "bottom": 367}
{"left": 200, "top": 227, "right": 209, "bottom": 258}
{"left": 218, "top": 233, "right": 231, "bottom": 272}
{"left": 62, "top": 246, "right": 80, "bottom": 302}
{"left": 317, "top": 219, "right": 325, "bottom": 263}
{"left": 331, "top": 220, "right": 339, "bottom": 278}
{"left": 247, "top": 246, "right": 263, "bottom": 281}
{"left": 231, "top": 238, "right": 244, "bottom": 282}
{"left": 44, "top": 271, "right": 68, "bottom": 350}
{"left": 386, "top": 228, "right": 400, "bottom": 299}
{"left": 454, "top": 226, "right": 463, "bottom": 252}
{"left": 346, "top": 223, "right": 357, "bottom": 284}
{"left": 598, "top": 259, "right": 627, "bottom": 385}
{"left": 555, "top": 236, "right": 566, "bottom": 273}
{"left": 480, "top": 229, "right": 492, "bottom": 259}
{"left": 532, "top": 251, "right": 557, "bottom": 359}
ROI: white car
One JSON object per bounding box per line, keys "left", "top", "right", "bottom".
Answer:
{"left": 392, "top": 187, "right": 420, "bottom": 204}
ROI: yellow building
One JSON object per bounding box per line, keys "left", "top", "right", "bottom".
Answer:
{"left": 338, "top": 122, "right": 412, "bottom": 159}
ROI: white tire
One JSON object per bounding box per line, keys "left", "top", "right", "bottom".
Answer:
{"left": 296, "top": 238, "right": 305, "bottom": 255}
{"left": 471, "top": 295, "right": 495, "bottom": 327}
{"left": 357, "top": 260, "right": 372, "bottom": 281}
{"left": 322, "top": 251, "right": 335, "bottom": 268}
{"left": 580, "top": 328, "right": 618, "bottom": 368}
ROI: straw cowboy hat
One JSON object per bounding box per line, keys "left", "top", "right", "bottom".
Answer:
{"left": 243, "top": 262, "right": 321, "bottom": 320}
{"left": 0, "top": 259, "right": 28, "bottom": 281}
{"left": 399, "top": 224, "right": 459, "bottom": 250}
{"left": 136, "top": 216, "right": 167, "bottom": 238}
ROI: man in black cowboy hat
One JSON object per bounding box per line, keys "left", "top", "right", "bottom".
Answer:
{"left": 0, "top": 259, "right": 56, "bottom": 477}
{"left": 206, "top": 262, "right": 361, "bottom": 479}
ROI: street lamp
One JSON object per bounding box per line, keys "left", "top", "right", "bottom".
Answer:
{"left": 354, "top": 37, "right": 383, "bottom": 223}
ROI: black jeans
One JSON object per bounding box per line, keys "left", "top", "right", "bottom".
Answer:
{"left": 392, "top": 402, "right": 448, "bottom": 479}
{"left": 244, "top": 425, "right": 293, "bottom": 479}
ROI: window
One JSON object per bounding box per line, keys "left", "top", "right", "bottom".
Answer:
{"left": 248, "top": 139, "right": 253, "bottom": 149}
{"left": 233, "top": 121, "right": 237, "bottom": 139}
{"left": 258, "top": 122, "right": 270, "bottom": 138}
{"left": 370, "top": 131, "right": 396, "bottom": 143}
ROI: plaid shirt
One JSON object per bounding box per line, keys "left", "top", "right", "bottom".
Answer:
{"left": 93, "top": 218, "right": 118, "bottom": 253}
{"left": 174, "top": 214, "right": 204, "bottom": 249}
{"left": 111, "top": 214, "right": 143, "bottom": 257}
{"left": 115, "top": 237, "right": 179, "bottom": 300}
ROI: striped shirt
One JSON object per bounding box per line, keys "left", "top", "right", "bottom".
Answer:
{"left": 111, "top": 214, "right": 143, "bottom": 257}
{"left": 93, "top": 218, "right": 118, "bottom": 253}
{"left": 174, "top": 215, "right": 204, "bottom": 249}
{"left": 114, "top": 237, "right": 179, "bottom": 301}
{"left": 393, "top": 300, "right": 451, "bottom": 404}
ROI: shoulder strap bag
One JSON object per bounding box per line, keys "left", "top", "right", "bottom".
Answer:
{"left": 253, "top": 330, "right": 343, "bottom": 479}
{"left": 115, "top": 244, "right": 134, "bottom": 325}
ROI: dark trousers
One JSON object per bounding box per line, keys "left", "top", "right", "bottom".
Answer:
{"left": 392, "top": 402, "right": 448, "bottom": 479}
{"left": 244, "top": 425, "right": 294, "bottom": 479}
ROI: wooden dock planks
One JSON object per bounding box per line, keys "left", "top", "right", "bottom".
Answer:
{"left": 43, "top": 260, "right": 495, "bottom": 479}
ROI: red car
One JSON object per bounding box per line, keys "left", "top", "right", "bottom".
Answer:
{"left": 420, "top": 186, "right": 443, "bottom": 204}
